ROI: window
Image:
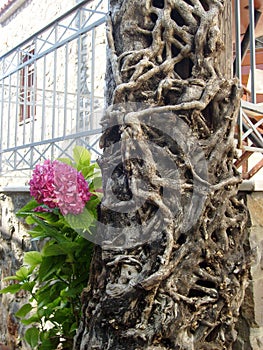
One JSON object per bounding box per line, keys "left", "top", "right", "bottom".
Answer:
{"left": 19, "top": 47, "right": 36, "bottom": 122}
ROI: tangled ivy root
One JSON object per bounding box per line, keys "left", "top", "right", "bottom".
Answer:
{"left": 75, "top": 1, "right": 250, "bottom": 349}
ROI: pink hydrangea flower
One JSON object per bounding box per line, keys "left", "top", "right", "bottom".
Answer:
{"left": 29, "top": 160, "right": 57, "bottom": 209}
{"left": 53, "top": 161, "right": 91, "bottom": 215}
{"left": 29, "top": 160, "right": 91, "bottom": 215}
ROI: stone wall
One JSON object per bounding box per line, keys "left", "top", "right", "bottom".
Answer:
{"left": 0, "top": 190, "right": 31, "bottom": 350}
{"left": 231, "top": 191, "right": 263, "bottom": 350}
{"left": 244, "top": 192, "right": 263, "bottom": 350}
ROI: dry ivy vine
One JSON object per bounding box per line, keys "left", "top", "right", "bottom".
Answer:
{"left": 74, "top": 1, "right": 250, "bottom": 349}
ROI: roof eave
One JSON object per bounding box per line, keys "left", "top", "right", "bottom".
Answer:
{"left": 0, "top": 0, "right": 27, "bottom": 24}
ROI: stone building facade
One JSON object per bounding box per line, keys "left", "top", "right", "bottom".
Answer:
{"left": 0, "top": 0, "right": 76, "bottom": 55}
{"left": 0, "top": 191, "right": 31, "bottom": 349}
{"left": 0, "top": 0, "right": 106, "bottom": 348}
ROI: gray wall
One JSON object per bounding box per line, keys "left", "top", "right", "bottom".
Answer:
{"left": 0, "top": 191, "right": 31, "bottom": 349}
{"left": 239, "top": 192, "right": 263, "bottom": 350}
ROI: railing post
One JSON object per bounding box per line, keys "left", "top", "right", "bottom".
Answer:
{"left": 0, "top": 82, "right": 3, "bottom": 174}
{"left": 234, "top": 0, "right": 243, "bottom": 148}
{"left": 249, "top": 0, "right": 257, "bottom": 103}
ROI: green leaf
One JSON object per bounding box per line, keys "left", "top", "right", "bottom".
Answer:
{"left": 24, "top": 327, "right": 39, "bottom": 348}
{"left": 0, "top": 283, "right": 21, "bottom": 294}
{"left": 73, "top": 146, "right": 91, "bottom": 166}
{"left": 93, "top": 191, "right": 103, "bottom": 201}
{"left": 42, "top": 242, "right": 79, "bottom": 257}
{"left": 39, "top": 294, "right": 62, "bottom": 311}
{"left": 49, "top": 281, "right": 67, "bottom": 299}
{"left": 65, "top": 207, "right": 96, "bottom": 234}
{"left": 38, "top": 256, "right": 65, "bottom": 282}
{"left": 25, "top": 216, "right": 37, "bottom": 225}
{"left": 92, "top": 176, "right": 102, "bottom": 190}
{"left": 21, "top": 315, "right": 40, "bottom": 325}
{"left": 3, "top": 275, "right": 18, "bottom": 281}
{"left": 35, "top": 288, "right": 55, "bottom": 310}
{"left": 40, "top": 327, "right": 62, "bottom": 348}
{"left": 39, "top": 338, "right": 60, "bottom": 350}
{"left": 16, "top": 199, "right": 39, "bottom": 217}
{"left": 15, "top": 303, "right": 33, "bottom": 318}
{"left": 42, "top": 244, "right": 66, "bottom": 257}
{"left": 70, "top": 321, "right": 78, "bottom": 333}
{"left": 21, "top": 281, "right": 36, "bottom": 293}
{"left": 53, "top": 308, "right": 72, "bottom": 323}
{"left": 80, "top": 164, "right": 96, "bottom": 179}
{"left": 16, "top": 266, "right": 30, "bottom": 281}
{"left": 31, "top": 216, "right": 67, "bottom": 243}
{"left": 86, "top": 195, "right": 100, "bottom": 214}
{"left": 60, "top": 285, "right": 82, "bottom": 299}
{"left": 56, "top": 157, "right": 73, "bottom": 166}
{"left": 24, "top": 251, "right": 42, "bottom": 267}
{"left": 28, "top": 225, "right": 48, "bottom": 240}
{"left": 32, "top": 210, "right": 59, "bottom": 223}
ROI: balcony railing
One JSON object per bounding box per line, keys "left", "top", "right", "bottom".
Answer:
{"left": 234, "top": 0, "right": 263, "bottom": 179}
{"left": 0, "top": 0, "right": 107, "bottom": 179}
{"left": 0, "top": 0, "right": 263, "bottom": 183}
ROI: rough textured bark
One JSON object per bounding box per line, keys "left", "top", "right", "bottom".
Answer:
{"left": 74, "top": 1, "right": 250, "bottom": 349}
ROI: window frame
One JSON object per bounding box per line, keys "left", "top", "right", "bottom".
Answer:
{"left": 19, "top": 46, "right": 36, "bottom": 123}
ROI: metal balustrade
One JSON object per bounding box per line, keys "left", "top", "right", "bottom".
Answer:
{"left": 234, "top": 0, "right": 263, "bottom": 179}
{"left": 0, "top": 0, "right": 263, "bottom": 181}
{"left": 0, "top": 0, "right": 107, "bottom": 178}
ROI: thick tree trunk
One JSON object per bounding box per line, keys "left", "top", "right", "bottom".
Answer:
{"left": 74, "top": 1, "right": 250, "bottom": 349}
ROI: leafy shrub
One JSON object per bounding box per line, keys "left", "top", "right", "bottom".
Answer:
{"left": 0, "top": 147, "right": 101, "bottom": 349}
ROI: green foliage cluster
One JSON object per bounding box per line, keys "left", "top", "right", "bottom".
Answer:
{"left": 0, "top": 147, "right": 101, "bottom": 349}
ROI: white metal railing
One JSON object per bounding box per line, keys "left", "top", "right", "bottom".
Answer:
{"left": 234, "top": 0, "right": 263, "bottom": 179}
{"left": 0, "top": 0, "right": 107, "bottom": 176}
{"left": 1, "top": 0, "right": 262, "bottom": 180}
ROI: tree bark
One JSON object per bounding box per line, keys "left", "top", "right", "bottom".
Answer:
{"left": 74, "top": 1, "right": 250, "bottom": 349}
